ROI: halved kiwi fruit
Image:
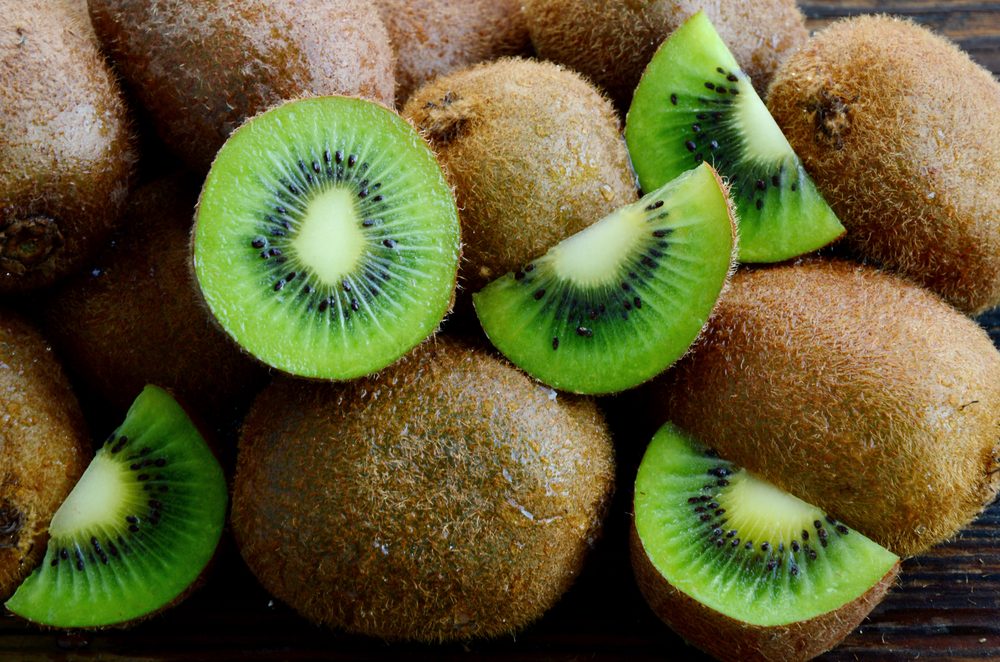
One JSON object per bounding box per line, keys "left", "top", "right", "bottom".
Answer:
{"left": 632, "top": 423, "right": 899, "bottom": 661}
{"left": 193, "top": 96, "right": 461, "bottom": 380}
{"left": 5, "top": 385, "right": 226, "bottom": 628}
{"left": 473, "top": 163, "right": 736, "bottom": 395}
{"left": 626, "top": 12, "right": 844, "bottom": 263}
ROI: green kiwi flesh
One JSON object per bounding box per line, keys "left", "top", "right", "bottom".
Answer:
{"left": 633, "top": 423, "right": 899, "bottom": 660}
{"left": 193, "top": 96, "right": 461, "bottom": 380}
{"left": 5, "top": 386, "right": 227, "bottom": 628}
{"left": 473, "top": 163, "right": 736, "bottom": 395}
{"left": 626, "top": 12, "right": 843, "bottom": 263}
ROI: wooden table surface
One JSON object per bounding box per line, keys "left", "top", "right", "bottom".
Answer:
{"left": 3, "top": 2, "right": 1000, "bottom": 660}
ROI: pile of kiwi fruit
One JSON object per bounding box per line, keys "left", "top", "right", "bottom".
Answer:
{"left": 1, "top": 0, "right": 999, "bottom": 659}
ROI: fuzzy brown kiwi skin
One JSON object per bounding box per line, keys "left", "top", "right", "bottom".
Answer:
{"left": 87, "top": 0, "right": 395, "bottom": 173}
{"left": 629, "top": 522, "right": 899, "bottom": 662}
{"left": 232, "top": 337, "right": 615, "bottom": 642}
{"left": 375, "top": 0, "right": 531, "bottom": 106}
{"left": 766, "top": 16, "right": 1000, "bottom": 315}
{"left": 402, "top": 58, "right": 638, "bottom": 296}
{"left": 1, "top": 0, "right": 135, "bottom": 293}
{"left": 521, "top": 0, "right": 807, "bottom": 109}
{"left": 41, "top": 174, "right": 267, "bottom": 435}
{"left": 0, "top": 311, "right": 88, "bottom": 602}
{"left": 647, "top": 260, "right": 1000, "bottom": 558}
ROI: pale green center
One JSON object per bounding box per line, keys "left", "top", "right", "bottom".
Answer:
{"left": 734, "top": 77, "right": 795, "bottom": 162}
{"left": 49, "top": 452, "right": 125, "bottom": 536}
{"left": 717, "top": 471, "right": 822, "bottom": 546}
{"left": 291, "top": 186, "right": 365, "bottom": 285}
{"left": 548, "top": 207, "right": 646, "bottom": 287}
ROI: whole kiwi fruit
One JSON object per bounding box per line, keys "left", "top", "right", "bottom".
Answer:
{"left": 647, "top": 260, "right": 1000, "bottom": 558}
{"left": 88, "top": 0, "right": 395, "bottom": 172}
{"left": 767, "top": 16, "right": 1000, "bottom": 315}
{"left": 0, "top": 311, "right": 88, "bottom": 600}
{"left": 41, "top": 175, "right": 266, "bottom": 431}
{"left": 232, "top": 338, "right": 615, "bottom": 641}
{"left": 403, "top": 58, "right": 637, "bottom": 294}
{"left": 521, "top": 0, "right": 808, "bottom": 107}
{"left": 375, "top": 0, "right": 531, "bottom": 105}
{"left": 1, "top": 0, "right": 134, "bottom": 293}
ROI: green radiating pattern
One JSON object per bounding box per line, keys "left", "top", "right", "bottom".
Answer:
{"left": 6, "top": 386, "right": 227, "bottom": 627}
{"left": 474, "top": 164, "right": 734, "bottom": 395}
{"left": 194, "top": 96, "right": 460, "bottom": 379}
{"left": 626, "top": 12, "right": 844, "bottom": 263}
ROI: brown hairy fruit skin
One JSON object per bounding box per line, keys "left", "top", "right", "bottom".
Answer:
{"left": 522, "top": 0, "right": 808, "bottom": 108}
{"left": 630, "top": 524, "right": 899, "bottom": 662}
{"left": 767, "top": 16, "right": 1000, "bottom": 315}
{"left": 0, "top": 0, "right": 134, "bottom": 293}
{"left": 232, "top": 338, "right": 615, "bottom": 642}
{"left": 40, "top": 175, "right": 267, "bottom": 432}
{"left": 88, "top": 0, "right": 395, "bottom": 172}
{"left": 403, "top": 58, "right": 637, "bottom": 294}
{"left": 0, "top": 311, "right": 88, "bottom": 600}
{"left": 376, "top": 0, "right": 531, "bottom": 105}
{"left": 647, "top": 261, "right": 1000, "bottom": 558}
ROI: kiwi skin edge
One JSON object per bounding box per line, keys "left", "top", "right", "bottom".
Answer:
{"left": 629, "top": 522, "right": 900, "bottom": 662}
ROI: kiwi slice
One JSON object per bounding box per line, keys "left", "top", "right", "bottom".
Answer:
{"left": 632, "top": 422, "right": 899, "bottom": 660}
{"left": 193, "top": 96, "right": 461, "bottom": 380}
{"left": 5, "top": 386, "right": 226, "bottom": 628}
{"left": 473, "top": 163, "right": 735, "bottom": 395}
{"left": 625, "top": 11, "right": 844, "bottom": 263}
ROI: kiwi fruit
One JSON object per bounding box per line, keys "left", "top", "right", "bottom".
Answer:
{"left": 87, "top": 0, "right": 395, "bottom": 172}
{"left": 521, "top": 0, "right": 808, "bottom": 108}
{"left": 193, "top": 96, "right": 461, "bottom": 380}
{"left": 375, "top": 0, "right": 531, "bottom": 105}
{"left": 626, "top": 12, "right": 844, "bottom": 263}
{"left": 402, "top": 58, "right": 638, "bottom": 294}
{"left": 632, "top": 423, "right": 899, "bottom": 662}
{"left": 6, "top": 385, "right": 227, "bottom": 628}
{"left": 647, "top": 260, "right": 1000, "bottom": 557}
{"left": 0, "top": 311, "right": 88, "bottom": 601}
{"left": 232, "top": 338, "right": 615, "bottom": 641}
{"left": 1, "top": 0, "right": 134, "bottom": 293}
{"left": 474, "top": 163, "right": 736, "bottom": 395}
{"left": 767, "top": 16, "right": 1000, "bottom": 315}
{"left": 41, "top": 175, "right": 266, "bottom": 430}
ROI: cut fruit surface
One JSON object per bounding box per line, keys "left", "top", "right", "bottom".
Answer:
{"left": 5, "top": 386, "right": 227, "bottom": 628}
{"left": 625, "top": 11, "right": 844, "bottom": 263}
{"left": 193, "top": 96, "right": 461, "bottom": 380}
{"left": 633, "top": 423, "right": 898, "bottom": 628}
{"left": 473, "top": 163, "right": 736, "bottom": 394}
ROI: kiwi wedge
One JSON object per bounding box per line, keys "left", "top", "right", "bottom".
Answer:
{"left": 5, "top": 385, "right": 226, "bottom": 628}
{"left": 632, "top": 423, "right": 899, "bottom": 661}
{"left": 474, "top": 163, "right": 736, "bottom": 395}
{"left": 233, "top": 338, "right": 615, "bottom": 641}
{"left": 626, "top": 12, "right": 844, "bottom": 263}
{"left": 193, "top": 96, "right": 461, "bottom": 380}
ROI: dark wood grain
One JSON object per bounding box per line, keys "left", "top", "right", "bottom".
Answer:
{"left": 2, "top": 3, "right": 999, "bottom": 660}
